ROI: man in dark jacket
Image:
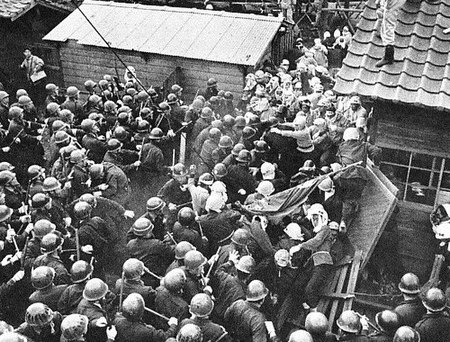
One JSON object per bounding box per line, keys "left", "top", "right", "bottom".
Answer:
{"left": 89, "top": 162, "right": 130, "bottom": 206}
{"left": 394, "top": 273, "right": 426, "bottom": 327}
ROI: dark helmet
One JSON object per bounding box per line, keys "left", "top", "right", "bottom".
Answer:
{"left": 123, "top": 258, "right": 144, "bottom": 279}
{"left": 209, "top": 96, "right": 219, "bottom": 106}
{"left": 235, "top": 116, "right": 246, "bottom": 128}
{"left": 113, "top": 126, "right": 128, "bottom": 141}
{"left": 61, "top": 314, "right": 89, "bottom": 342}
{"left": 178, "top": 207, "right": 196, "bottom": 226}
{"left": 0, "top": 92, "right": 10, "bottom": 103}
{"left": 207, "top": 78, "right": 217, "bottom": 87}
{"left": 393, "top": 326, "right": 420, "bottom": 342}
{"left": 163, "top": 268, "right": 186, "bottom": 293}
{"left": 107, "top": 138, "right": 122, "bottom": 151}
{"left": 336, "top": 310, "right": 361, "bottom": 334}
{"left": 305, "top": 312, "right": 329, "bottom": 336}
{"left": 246, "top": 280, "right": 269, "bottom": 301}
{"left": 18, "top": 95, "right": 32, "bottom": 106}
{"left": 140, "top": 107, "right": 151, "bottom": 119}
{"left": 232, "top": 143, "right": 245, "bottom": 157}
{"left": 46, "top": 102, "right": 60, "bottom": 116}
{"left": 98, "top": 79, "right": 108, "bottom": 90}
{"left": 223, "top": 115, "right": 235, "bottom": 128}
{"left": 137, "top": 120, "right": 150, "bottom": 132}
{"left": 52, "top": 119, "right": 67, "bottom": 132}
{"left": 184, "top": 250, "right": 207, "bottom": 271}
{"left": 104, "top": 100, "right": 117, "bottom": 113}
{"left": 83, "top": 278, "right": 108, "bottom": 301}
{"left": 224, "top": 91, "right": 233, "bottom": 100}
{"left": 190, "top": 293, "right": 214, "bottom": 317}
{"left": 149, "top": 127, "right": 163, "bottom": 140}
{"left": 136, "top": 91, "right": 149, "bottom": 102}
{"left": 71, "top": 260, "right": 93, "bottom": 283}
{"left": 132, "top": 217, "right": 154, "bottom": 237}
{"left": 171, "top": 84, "right": 183, "bottom": 93}
{"left": 40, "top": 232, "right": 64, "bottom": 254}
{"left": 253, "top": 140, "right": 268, "bottom": 153}
{"left": 200, "top": 107, "right": 213, "bottom": 119}
{"left": 31, "top": 193, "right": 50, "bottom": 209}
{"left": 167, "top": 93, "right": 178, "bottom": 105}
{"left": 231, "top": 228, "right": 250, "bottom": 246}
{"left": 422, "top": 288, "right": 447, "bottom": 312}
{"left": 54, "top": 131, "right": 70, "bottom": 145}
{"left": 242, "top": 126, "right": 256, "bottom": 140}
{"left": 31, "top": 266, "right": 55, "bottom": 290}
{"left": 235, "top": 255, "right": 256, "bottom": 274}
{"left": 66, "top": 86, "right": 79, "bottom": 98}
{"left": 25, "top": 303, "right": 53, "bottom": 327}
{"left": 199, "top": 173, "right": 214, "bottom": 186}
{"left": 80, "top": 119, "right": 97, "bottom": 132}
{"left": 175, "top": 241, "right": 196, "bottom": 260}
{"left": 212, "top": 163, "right": 227, "bottom": 178}
{"left": 211, "top": 119, "right": 223, "bottom": 131}
{"left": 79, "top": 193, "right": 97, "bottom": 208}
{"left": 177, "top": 323, "right": 202, "bottom": 342}
{"left": 159, "top": 102, "right": 170, "bottom": 111}
{"left": 236, "top": 149, "right": 252, "bottom": 163}
{"left": 208, "top": 127, "right": 221, "bottom": 141}
{"left": 16, "top": 88, "right": 28, "bottom": 99}
{"left": 117, "top": 112, "right": 130, "bottom": 125}
{"left": 172, "top": 163, "right": 188, "bottom": 177}
{"left": 146, "top": 197, "right": 165, "bottom": 211}
{"left": 70, "top": 149, "right": 86, "bottom": 164}
{"left": 87, "top": 94, "right": 102, "bottom": 105}
{"left": 398, "top": 273, "right": 420, "bottom": 295}
{"left": 375, "top": 310, "right": 400, "bottom": 335}
{"left": 27, "top": 165, "right": 45, "bottom": 180}
{"left": 45, "top": 83, "right": 57, "bottom": 94}
{"left": 73, "top": 201, "right": 92, "bottom": 220}
{"left": 0, "top": 205, "right": 13, "bottom": 223}
{"left": 33, "top": 219, "right": 56, "bottom": 239}
{"left": 218, "top": 135, "right": 233, "bottom": 149}
{"left": 84, "top": 79, "right": 97, "bottom": 91}
{"left": 8, "top": 106, "right": 23, "bottom": 121}
{"left": 122, "top": 293, "right": 145, "bottom": 322}
{"left": 0, "top": 162, "right": 14, "bottom": 172}
{"left": 0, "top": 171, "right": 16, "bottom": 187}
{"left": 89, "top": 164, "right": 104, "bottom": 180}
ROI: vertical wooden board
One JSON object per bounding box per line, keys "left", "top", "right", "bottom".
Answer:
{"left": 343, "top": 250, "right": 363, "bottom": 312}
{"left": 327, "top": 264, "right": 350, "bottom": 330}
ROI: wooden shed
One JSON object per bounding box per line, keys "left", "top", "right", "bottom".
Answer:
{"left": 0, "top": 0, "right": 75, "bottom": 93}
{"left": 43, "top": 0, "right": 294, "bottom": 99}
{"left": 334, "top": 0, "right": 450, "bottom": 280}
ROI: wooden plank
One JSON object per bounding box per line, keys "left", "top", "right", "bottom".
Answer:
{"left": 354, "top": 298, "right": 393, "bottom": 311}
{"left": 318, "top": 267, "right": 342, "bottom": 312}
{"left": 343, "top": 250, "right": 363, "bottom": 311}
{"left": 327, "top": 264, "right": 350, "bottom": 330}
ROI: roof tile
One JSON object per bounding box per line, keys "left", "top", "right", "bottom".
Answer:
{"left": 335, "top": 0, "right": 450, "bottom": 111}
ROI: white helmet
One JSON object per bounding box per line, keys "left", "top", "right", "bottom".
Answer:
{"left": 343, "top": 127, "right": 360, "bottom": 141}
{"left": 274, "top": 249, "right": 290, "bottom": 268}
{"left": 318, "top": 177, "right": 333, "bottom": 192}
{"left": 284, "top": 223, "right": 304, "bottom": 240}
{"left": 260, "top": 162, "right": 276, "bottom": 180}
{"left": 256, "top": 181, "right": 275, "bottom": 197}
{"left": 205, "top": 193, "right": 225, "bottom": 213}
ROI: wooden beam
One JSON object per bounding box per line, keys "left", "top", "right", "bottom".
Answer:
{"left": 321, "top": 8, "right": 363, "bottom": 12}
{"left": 354, "top": 298, "right": 393, "bottom": 311}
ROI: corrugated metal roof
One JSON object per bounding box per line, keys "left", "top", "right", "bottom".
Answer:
{"left": 43, "top": 0, "right": 284, "bottom": 66}
{"left": 334, "top": 0, "right": 450, "bottom": 112}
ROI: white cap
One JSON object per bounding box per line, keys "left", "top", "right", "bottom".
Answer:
{"left": 261, "top": 162, "right": 275, "bottom": 180}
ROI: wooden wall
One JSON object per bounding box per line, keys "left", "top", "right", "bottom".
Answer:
{"left": 371, "top": 100, "right": 446, "bottom": 281}
{"left": 59, "top": 41, "right": 245, "bottom": 102}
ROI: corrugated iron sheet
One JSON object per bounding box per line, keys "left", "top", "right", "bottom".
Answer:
{"left": 334, "top": 0, "right": 450, "bottom": 111}
{"left": 43, "top": 0, "right": 284, "bottom": 66}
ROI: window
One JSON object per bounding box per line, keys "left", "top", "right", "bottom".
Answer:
{"left": 380, "top": 148, "right": 450, "bottom": 207}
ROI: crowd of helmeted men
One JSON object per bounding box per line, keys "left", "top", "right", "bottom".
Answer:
{"left": 0, "top": 38, "right": 446, "bottom": 342}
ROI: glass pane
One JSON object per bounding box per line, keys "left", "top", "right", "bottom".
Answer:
{"left": 380, "top": 164, "right": 407, "bottom": 199}
{"left": 381, "top": 148, "right": 410, "bottom": 165}
{"left": 405, "top": 169, "right": 435, "bottom": 206}
{"left": 431, "top": 172, "right": 441, "bottom": 187}
{"left": 437, "top": 189, "right": 450, "bottom": 206}
{"left": 441, "top": 172, "right": 450, "bottom": 190}
{"left": 411, "top": 152, "right": 435, "bottom": 169}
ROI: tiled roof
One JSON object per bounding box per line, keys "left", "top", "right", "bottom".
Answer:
{"left": 43, "top": 0, "right": 285, "bottom": 66}
{"left": 0, "top": 0, "right": 75, "bottom": 20}
{"left": 334, "top": 0, "right": 450, "bottom": 111}
{"left": 0, "top": 0, "right": 35, "bottom": 20}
